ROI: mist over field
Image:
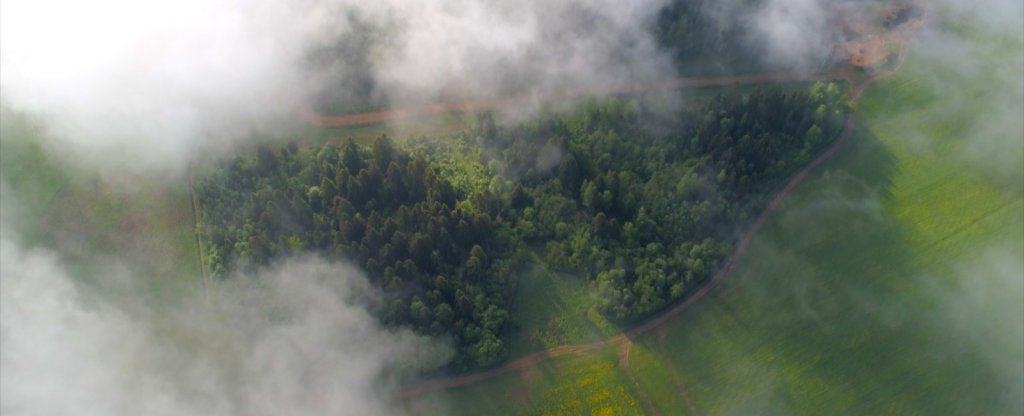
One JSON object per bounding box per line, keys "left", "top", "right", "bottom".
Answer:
{"left": 1, "top": 0, "right": 1022, "bottom": 415}
{"left": 756, "top": 0, "right": 1022, "bottom": 412}
{"left": 0, "top": 197, "right": 450, "bottom": 415}
{"left": 915, "top": 0, "right": 1024, "bottom": 187}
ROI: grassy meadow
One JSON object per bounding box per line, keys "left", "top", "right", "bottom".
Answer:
{"left": 505, "top": 256, "right": 622, "bottom": 358}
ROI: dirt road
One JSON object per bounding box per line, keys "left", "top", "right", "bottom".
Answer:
{"left": 304, "top": 71, "right": 853, "bottom": 128}
{"left": 394, "top": 52, "right": 904, "bottom": 400}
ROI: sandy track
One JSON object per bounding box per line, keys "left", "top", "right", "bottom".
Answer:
{"left": 393, "top": 51, "right": 904, "bottom": 401}
{"left": 303, "top": 71, "right": 853, "bottom": 128}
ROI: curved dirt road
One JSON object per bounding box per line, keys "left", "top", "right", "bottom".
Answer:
{"left": 304, "top": 71, "right": 853, "bottom": 127}
{"left": 395, "top": 51, "right": 905, "bottom": 400}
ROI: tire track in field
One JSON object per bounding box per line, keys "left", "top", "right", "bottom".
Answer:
{"left": 618, "top": 340, "right": 662, "bottom": 416}
{"left": 395, "top": 49, "right": 905, "bottom": 400}
{"left": 654, "top": 329, "right": 700, "bottom": 416}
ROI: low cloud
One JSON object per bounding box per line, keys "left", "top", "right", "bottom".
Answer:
{"left": 0, "top": 2, "right": 675, "bottom": 412}
{"left": 0, "top": 0, "right": 333, "bottom": 177}
{"left": 913, "top": 0, "right": 1024, "bottom": 188}
{"left": 369, "top": 0, "right": 672, "bottom": 101}
{"left": 709, "top": 0, "right": 1022, "bottom": 183}
{"left": 748, "top": 0, "right": 831, "bottom": 68}
{"left": 0, "top": 199, "right": 449, "bottom": 415}
{"left": 0, "top": 0, "right": 674, "bottom": 177}
{"left": 689, "top": 0, "right": 833, "bottom": 71}
{"left": 927, "top": 246, "right": 1024, "bottom": 414}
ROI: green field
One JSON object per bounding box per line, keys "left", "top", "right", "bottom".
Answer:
{"left": 436, "top": 346, "right": 647, "bottom": 416}
{"left": 411, "top": 34, "right": 1023, "bottom": 416}
{"left": 506, "top": 256, "right": 621, "bottom": 357}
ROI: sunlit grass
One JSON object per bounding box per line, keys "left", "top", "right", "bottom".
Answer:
{"left": 529, "top": 351, "right": 643, "bottom": 416}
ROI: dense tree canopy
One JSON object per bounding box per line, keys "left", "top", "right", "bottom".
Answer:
{"left": 479, "top": 82, "right": 849, "bottom": 319}
{"left": 197, "top": 82, "right": 849, "bottom": 369}
{"left": 197, "top": 136, "right": 518, "bottom": 369}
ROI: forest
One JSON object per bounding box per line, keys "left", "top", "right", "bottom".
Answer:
{"left": 196, "top": 82, "right": 850, "bottom": 369}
